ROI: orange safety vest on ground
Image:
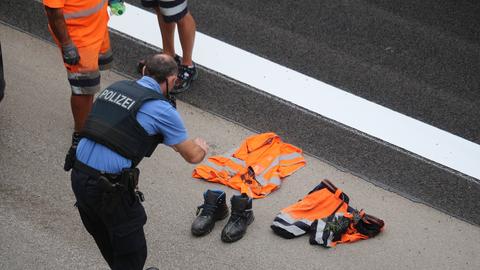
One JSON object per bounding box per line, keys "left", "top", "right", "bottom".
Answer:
{"left": 271, "top": 180, "right": 385, "bottom": 248}
{"left": 43, "top": 0, "right": 109, "bottom": 47}
{"left": 192, "top": 133, "right": 306, "bottom": 198}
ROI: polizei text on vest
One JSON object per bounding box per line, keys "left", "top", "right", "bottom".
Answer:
{"left": 98, "top": 89, "right": 136, "bottom": 110}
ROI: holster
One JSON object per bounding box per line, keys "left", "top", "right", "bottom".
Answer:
{"left": 120, "top": 167, "right": 140, "bottom": 203}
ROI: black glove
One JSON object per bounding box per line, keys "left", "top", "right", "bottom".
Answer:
{"left": 61, "top": 43, "right": 80, "bottom": 65}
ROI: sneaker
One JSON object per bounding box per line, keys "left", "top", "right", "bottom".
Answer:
{"left": 171, "top": 64, "right": 198, "bottom": 94}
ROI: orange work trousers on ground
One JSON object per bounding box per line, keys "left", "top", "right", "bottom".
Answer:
{"left": 271, "top": 180, "right": 385, "bottom": 248}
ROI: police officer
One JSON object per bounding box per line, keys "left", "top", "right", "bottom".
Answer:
{"left": 70, "top": 53, "right": 208, "bottom": 270}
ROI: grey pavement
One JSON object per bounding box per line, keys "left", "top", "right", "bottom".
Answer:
{"left": 1, "top": 24, "right": 479, "bottom": 270}
{"left": 2, "top": 0, "right": 479, "bottom": 230}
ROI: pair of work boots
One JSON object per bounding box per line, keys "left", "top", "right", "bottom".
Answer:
{"left": 191, "top": 190, "right": 254, "bottom": 243}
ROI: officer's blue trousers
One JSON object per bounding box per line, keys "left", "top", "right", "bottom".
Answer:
{"left": 71, "top": 169, "right": 147, "bottom": 270}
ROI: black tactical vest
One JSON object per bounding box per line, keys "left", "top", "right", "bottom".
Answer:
{"left": 81, "top": 80, "right": 169, "bottom": 166}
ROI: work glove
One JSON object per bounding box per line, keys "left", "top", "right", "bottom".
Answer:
{"left": 61, "top": 43, "right": 80, "bottom": 65}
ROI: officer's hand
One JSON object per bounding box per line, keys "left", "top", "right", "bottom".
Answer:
{"left": 194, "top": 137, "right": 209, "bottom": 155}
{"left": 61, "top": 43, "right": 80, "bottom": 65}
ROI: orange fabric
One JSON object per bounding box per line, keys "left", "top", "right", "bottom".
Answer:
{"left": 282, "top": 188, "right": 349, "bottom": 222}
{"left": 48, "top": 11, "right": 110, "bottom": 73}
{"left": 192, "top": 132, "right": 306, "bottom": 198}
{"left": 331, "top": 211, "right": 369, "bottom": 246}
{"left": 52, "top": 28, "right": 110, "bottom": 73}
{"left": 44, "top": 0, "right": 109, "bottom": 48}
{"left": 99, "top": 29, "right": 111, "bottom": 54}
{"left": 271, "top": 180, "right": 385, "bottom": 248}
{"left": 43, "top": 0, "right": 65, "bottom": 9}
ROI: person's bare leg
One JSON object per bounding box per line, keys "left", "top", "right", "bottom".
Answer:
{"left": 154, "top": 7, "right": 176, "bottom": 57}
{"left": 177, "top": 12, "right": 196, "bottom": 66}
{"left": 71, "top": 95, "right": 93, "bottom": 132}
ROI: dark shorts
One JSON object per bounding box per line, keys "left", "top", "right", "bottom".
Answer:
{"left": 141, "top": 0, "right": 189, "bottom": 22}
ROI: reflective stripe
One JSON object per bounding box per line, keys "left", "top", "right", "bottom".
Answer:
{"left": 204, "top": 160, "right": 227, "bottom": 173}
{"left": 67, "top": 71, "right": 100, "bottom": 83}
{"left": 268, "top": 176, "right": 281, "bottom": 185}
{"left": 159, "top": 1, "right": 187, "bottom": 16}
{"left": 314, "top": 219, "right": 327, "bottom": 244}
{"left": 67, "top": 71, "right": 101, "bottom": 95}
{"left": 272, "top": 221, "right": 306, "bottom": 236}
{"left": 279, "top": 152, "right": 303, "bottom": 161}
{"left": 255, "top": 174, "right": 267, "bottom": 186}
{"left": 230, "top": 156, "right": 246, "bottom": 167}
{"left": 204, "top": 160, "right": 238, "bottom": 176}
{"left": 254, "top": 152, "right": 302, "bottom": 186}
{"left": 71, "top": 84, "right": 100, "bottom": 95}
{"left": 203, "top": 149, "right": 246, "bottom": 177}
{"left": 276, "top": 212, "right": 313, "bottom": 226}
{"left": 64, "top": 0, "right": 108, "bottom": 19}
{"left": 255, "top": 174, "right": 281, "bottom": 186}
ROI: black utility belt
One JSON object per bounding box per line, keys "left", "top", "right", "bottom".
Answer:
{"left": 73, "top": 160, "right": 140, "bottom": 190}
{"left": 73, "top": 160, "right": 144, "bottom": 201}
{"left": 73, "top": 160, "right": 122, "bottom": 182}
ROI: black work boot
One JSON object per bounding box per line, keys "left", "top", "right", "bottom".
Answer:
{"left": 63, "top": 132, "right": 81, "bottom": 171}
{"left": 221, "top": 194, "right": 254, "bottom": 243}
{"left": 191, "top": 190, "right": 229, "bottom": 236}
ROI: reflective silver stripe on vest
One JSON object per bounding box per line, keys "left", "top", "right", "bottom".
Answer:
{"left": 272, "top": 221, "right": 307, "bottom": 236}
{"left": 159, "top": 1, "right": 188, "bottom": 16}
{"left": 64, "top": 0, "right": 108, "bottom": 19}
{"left": 203, "top": 149, "right": 246, "bottom": 176}
{"left": 279, "top": 152, "right": 303, "bottom": 161}
{"left": 204, "top": 160, "right": 225, "bottom": 172}
{"left": 204, "top": 160, "right": 237, "bottom": 176}
{"left": 230, "top": 156, "right": 246, "bottom": 167}
{"left": 254, "top": 152, "right": 303, "bottom": 186}
{"left": 255, "top": 174, "right": 280, "bottom": 186}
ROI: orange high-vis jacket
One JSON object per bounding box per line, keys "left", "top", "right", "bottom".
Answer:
{"left": 192, "top": 133, "right": 306, "bottom": 198}
{"left": 271, "top": 180, "right": 385, "bottom": 248}
{"left": 43, "top": 0, "right": 109, "bottom": 47}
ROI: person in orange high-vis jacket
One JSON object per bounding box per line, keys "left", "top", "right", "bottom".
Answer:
{"left": 271, "top": 180, "right": 385, "bottom": 248}
{"left": 192, "top": 132, "right": 306, "bottom": 198}
{"left": 43, "top": 0, "right": 113, "bottom": 171}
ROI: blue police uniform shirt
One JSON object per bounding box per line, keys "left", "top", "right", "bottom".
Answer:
{"left": 76, "top": 76, "right": 188, "bottom": 173}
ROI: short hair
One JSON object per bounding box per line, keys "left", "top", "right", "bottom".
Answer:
{"left": 144, "top": 54, "right": 178, "bottom": 83}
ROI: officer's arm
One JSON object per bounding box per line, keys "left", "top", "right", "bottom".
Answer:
{"left": 44, "top": 6, "right": 71, "bottom": 46}
{"left": 172, "top": 138, "right": 208, "bottom": 164}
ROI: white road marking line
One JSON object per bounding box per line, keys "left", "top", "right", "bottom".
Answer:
{"left": 108, "top": 3, "right": 480, "bottom": 180}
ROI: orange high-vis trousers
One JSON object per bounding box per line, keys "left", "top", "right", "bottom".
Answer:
{"left": 271, "top": 180, "right": 385, "bottom": 248}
